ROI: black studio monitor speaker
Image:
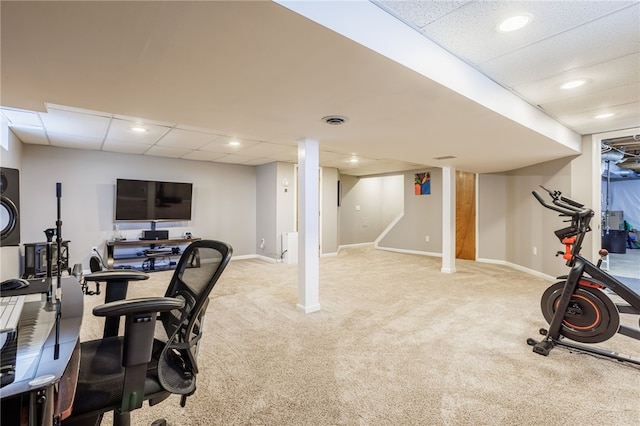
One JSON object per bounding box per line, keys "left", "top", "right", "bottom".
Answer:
{"left": 0, "top": 167, "right": 20, "bottom": 246}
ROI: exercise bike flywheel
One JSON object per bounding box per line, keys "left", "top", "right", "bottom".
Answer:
{"left": 541, "top": 281, "right": 620, "bottom": 344}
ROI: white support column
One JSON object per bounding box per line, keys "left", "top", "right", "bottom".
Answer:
{"left": 441, "top": 166, "right": 456, "bottom": 273}
{"left": 297, "top": 138, "right": 321, "bottom": 313}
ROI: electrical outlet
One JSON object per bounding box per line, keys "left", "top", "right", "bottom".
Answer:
{"left": 425, "top": 235, "right": 430, "bottom": 242}
{"left": 91, "top": 246, "right": 98, "bottom": 253}
{"left": 260, "top": 238, "right": 265, "bottom": 250}
{"left": 533, "top": 246, "right": 537, "bottom": 255}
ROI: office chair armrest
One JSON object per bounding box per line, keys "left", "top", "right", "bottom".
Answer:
{"left": 84, "top": 270, "right": 149, "bottom": 282}
{"left": 93, "top": 297, "right": 185, "bottom": 317}
{"left": 94, "top": 297, "right": 186, "bottom": 374}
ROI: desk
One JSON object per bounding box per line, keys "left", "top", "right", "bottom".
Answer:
{"left": 1, "top": 277, "right": 83, "bottom": 425}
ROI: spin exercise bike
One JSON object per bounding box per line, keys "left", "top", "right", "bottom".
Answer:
{"left": 527, "top": 186, "right": 640, "bottom": 365}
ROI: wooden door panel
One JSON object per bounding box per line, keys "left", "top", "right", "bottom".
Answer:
{"left": 456, "top": 171, "right": 476, "bottom": 260}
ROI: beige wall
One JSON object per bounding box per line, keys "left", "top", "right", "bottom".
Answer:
{"left": 477, "top": 173, "right": 507, "bottom": 262}
{"left": 340, "top": 173, "right": 405, "bottom": 248}
{"left": 20, "top": 145, "right": 257, "bottom": 273}
{"left": 1, "top": 126, "right": 605, "bottom": 283}
{"left": 377, "top": 168, "right": 441, "bottom": 253}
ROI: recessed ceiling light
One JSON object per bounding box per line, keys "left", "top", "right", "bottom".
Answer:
{"left": 595, "top": 113, "right": 615, "bottom": 119}
{"left": 561, "top": 79, "right": 587, "bottom": 90}
{"left": 131, "top": 125, "right": 147, "bottom": 133}
{"left": 349, "top": 157, "right": 359, "bottom": 163}
{"left": 228, "top": 140, "right": 240, "bottom": 146}
{"left": 497, "top": 14, "right": 533, "bottom": 32}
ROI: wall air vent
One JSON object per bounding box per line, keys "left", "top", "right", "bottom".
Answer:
{"left": 433, "top": 155, "right": 457, "bottom": 160}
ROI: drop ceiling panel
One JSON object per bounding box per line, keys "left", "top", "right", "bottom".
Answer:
{"left": 240, "top": 157, "right": 277, "bottom": 166}
{"left": 214, "top": 154, "right": 262, "bottom": 164}
{"left": 265, "top": 150, "right": 298, "bottom": 163}
{"left": 1, "top": 107, "right": 42, "bottom": 127}
{"left": 155, "top": 128, "right": 219, "bottom": 149}
{"left": 236, "top": 142, "right": 296, "bottom": 157}
{"left": 480, "top": 6, "right": 639, "bottom": 86}
{"left": 376, "top": 1, "right": 470, "bottom": 29}
{"left": 199, "top": 138, "right": 260, "bottom": 154}
{"left": 405, "top": 1, "right": 635, "bottom": 66}
{"left": 105, "top": 118, "right": 171, "bottom": 145}
{"left": 181, "top": 150, "right": 227, "bottom": 162}
{"left": 48, "top": 132, "right": 103, "bottom": 150}
{"left": 39, "top": 108, "right": 110, "bottom": 139}
{"left": 101, "top": 140, "right": 151, "bottom": 155}
{"left": 9, "top": 127, "right": 49, "bottom": 145}
{"left": 559, "top": 102, "right": 640, "bottom": 135}
{"left": 541, "top": 83, "right": 640, "bottom": 116}
{"left": 144, "top": 145, "right": 191, "bottom": 158}
{"left": 514, "top": 53, "right": 640, "bottom": 105}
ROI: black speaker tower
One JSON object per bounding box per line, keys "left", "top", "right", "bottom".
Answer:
{"left": 0, "top": 167, "right": 20, "bottom": 246}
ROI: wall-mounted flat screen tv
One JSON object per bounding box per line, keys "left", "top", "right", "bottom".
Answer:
{"left": 115, "top": 178, "right": 193, "bottom": 221}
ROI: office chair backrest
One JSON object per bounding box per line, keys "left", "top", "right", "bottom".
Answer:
{"left": 156, "top": 239, "right": 232, "bottom": 397}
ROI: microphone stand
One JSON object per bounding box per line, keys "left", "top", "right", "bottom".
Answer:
{"left": 44, "top": 228, "right": 55, "bottom": 302}
{"left": 54, "top": 183, "right": 62, "bottom": 360}
{"left": 43, "top": 183, "right": 64, "bottom": 360}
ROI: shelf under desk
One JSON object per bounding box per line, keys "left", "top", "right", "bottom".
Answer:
{"left": 105, "top": 237, "right": 201, "bottom": 271}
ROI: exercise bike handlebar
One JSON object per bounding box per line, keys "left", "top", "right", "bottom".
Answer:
{"left": 532, "top": 190, "right": 578, "bottom": 216}
{"left": 532, "top": 189, "right": 593, "bottom": 218}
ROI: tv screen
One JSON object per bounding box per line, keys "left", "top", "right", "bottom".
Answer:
{"left": 115, "top": 179, "right": 193, "bottom": 221}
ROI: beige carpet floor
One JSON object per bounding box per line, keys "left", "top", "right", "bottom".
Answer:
{"left": 79, "top": 246, "right": 640, "bottom": 425}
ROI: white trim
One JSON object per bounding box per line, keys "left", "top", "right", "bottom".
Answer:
{"left": 474, "top": 172, "right": 479, "bottom": 261}
{"left": 441, "top": 166, "right": 456, "bottom": 273}
{"left": 374, "top": 210, "right": 404, "bottom": 247}
{"left": 376, "top": 246, "right": 442, "bottom": 258}
{"left": 252, "top": 254, "right": 277, "bottom": 263}
{"left": 296, "top": 303, "right": 321, "bottom": 314}
{"left": 477, "top": 257, "right": 556, "bottom": 282}
{"left": 297, "top": 138, "right": 320, "bottom": 313}
{"left": 591, "top": 127, "right": 640, "bottom": 260}
{"left": 338, "top": 242, "right": 374, "bottom": 251}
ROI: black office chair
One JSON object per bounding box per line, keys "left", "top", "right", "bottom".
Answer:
{"left": 63, "top": 240, "right": 233, "bottom": 426}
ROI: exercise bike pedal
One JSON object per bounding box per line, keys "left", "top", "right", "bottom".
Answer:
{"left": 532, "top": 339, "right": 555, "bottom": 356}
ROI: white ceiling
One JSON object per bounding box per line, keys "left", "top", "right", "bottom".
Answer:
{"left": 1, "top": 1, "right": 638, "bottom": 176}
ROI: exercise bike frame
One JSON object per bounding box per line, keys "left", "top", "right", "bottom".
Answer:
{"left": 529, "top": 187, "right": 640, "bottom": 365}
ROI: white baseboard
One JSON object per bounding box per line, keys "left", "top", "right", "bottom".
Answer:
{"left": 338, "top": 242, "right": 374, "bottom": 250}
{"left": 297, "top": 303, "right": 321, "bottom": 314}
{"left": 477, "top": 257, "right": 556, "bottom": 282}
{"left": 376, "top": 246, "right": 442, "bottom": 258}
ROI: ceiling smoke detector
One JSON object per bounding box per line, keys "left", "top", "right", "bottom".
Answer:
{"left": 322, "top": 115, "right": 349, "bottom": 125}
